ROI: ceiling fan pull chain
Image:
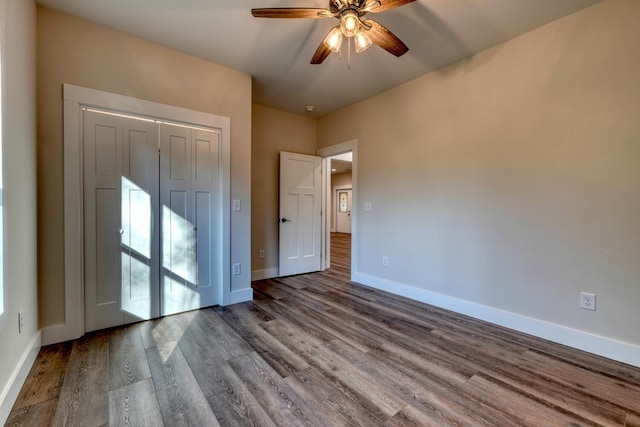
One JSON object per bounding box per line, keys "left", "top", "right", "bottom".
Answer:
{"left": 348, "top": 36, "right": 351, "bottom": 70}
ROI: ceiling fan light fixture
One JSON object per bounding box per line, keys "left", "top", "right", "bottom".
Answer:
{"left": 323, "top": 26, "right": 343, "bottom": 52}
{"left": 340, "top": 10, "right": 360, "bottom": 37}
{"left": 354, "top": 30, "right": 372, "bottom": 53}
{"left": 251, "top": 0, "right": 414, "bottom": 65}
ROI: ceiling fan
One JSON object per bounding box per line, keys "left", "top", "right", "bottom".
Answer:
{"left": 252, "top": 0, "right": 415, "bottom": 64}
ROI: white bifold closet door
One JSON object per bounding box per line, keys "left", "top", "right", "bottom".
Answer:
{"left": 160, "top": 124, "right": 221, "bottom": 316}
{"left": 84, "top": 109, "right": 221, "bottom": 332}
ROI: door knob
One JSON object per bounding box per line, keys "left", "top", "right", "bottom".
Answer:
{"left": 281, "top": 218, "right": 291, "bottom": 223}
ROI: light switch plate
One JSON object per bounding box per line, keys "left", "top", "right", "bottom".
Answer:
{"left": 364, "top": 202, "right": 372, "bottom": 212}
{"left": 233, "top": 199, "right": 241, "bottom": 212}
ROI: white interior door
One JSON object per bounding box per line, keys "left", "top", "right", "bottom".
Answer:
{"left": 84, "top": 110, "right": 223, "bottom": 331}
{"left": 336, "top": 189, "right": 352, "bottom": 234}
{"left": 279, "top": 151, "right": 322, "bottom": 276}
{"left": 84, "top": 110, "right": 160, "bottom": 332}
{"left": 160, "top": 124, "right": 221, "bottom": 315}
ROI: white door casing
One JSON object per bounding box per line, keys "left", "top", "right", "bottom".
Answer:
{"left": 54, "top": 84, "right": 233, "bottom": 345}
{"left": 279, "top": 151, "right": 322, "bottom": 276}
{"left": 336, "top": 188, "right": 352, "bottom": 234}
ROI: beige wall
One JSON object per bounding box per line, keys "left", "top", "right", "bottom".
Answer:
{"left": 251, "top": 104, "right": 317, "bottom": 278}
{"left": 331, "top": 172, "right": 352, "bottom": 232}
{"left": 318, "top": 0, "right": 640, "bottom": 347}
{"left": 0, "top": 0, "right": 39, "bottom": 419}
{"left": 37, "top": 7, "right": 252, "bottom": 328}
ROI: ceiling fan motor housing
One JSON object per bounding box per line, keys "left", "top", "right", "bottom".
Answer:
{"left": 331, "top": 0, "right": 368, "bottom": 13}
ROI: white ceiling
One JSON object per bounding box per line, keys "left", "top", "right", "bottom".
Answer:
{"left": 36, "top": 0, "right": 601, "bottom": 117}
{"left": 331, "top": 152, "right": 353, "bottom": 174}
{"left": 331, "top": 159, "right": 353, "bottom": 174}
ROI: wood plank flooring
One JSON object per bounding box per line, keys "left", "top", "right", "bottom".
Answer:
{"left": 7, "top": 233, "right": 640, "bottom": 426}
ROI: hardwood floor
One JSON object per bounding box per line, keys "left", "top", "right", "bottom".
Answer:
{"left": 7, "top": 233, "right": 640, "bottom": 426}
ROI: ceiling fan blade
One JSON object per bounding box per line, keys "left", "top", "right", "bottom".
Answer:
{"left": 366, "top": 0, "right": 416, "bottom": 13}
{"left": 251, "top": 8, "right": 331, "bottom": 19}
{"left": 311, "top": 39, "right": 332, "bottom": 64}
{"left": 365, "top": 19, "right": 409, "bottom": 57}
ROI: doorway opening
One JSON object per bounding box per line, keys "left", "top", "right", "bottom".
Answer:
{"left": 329, "top": 153, "right": 352, "bottom": 271}
{"left": 317, "top": 140, "right": 357, "bottom": 279}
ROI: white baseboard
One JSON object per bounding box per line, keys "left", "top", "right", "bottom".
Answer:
{"left": 42, "top": 286, "right": 254, "bottom": 344}
{"left": 251, "top": 268, "right": 279, "bottom": 281}
{"left": 353, "top": 272, "right": 640, "bottom": 368}
{"left": 41, "top": 322, "right": 82, "bottom": 346}
{"left": 0, "top": 331, "right": 42, "bottom": 425}
{"left": 224, "top": 288, "right": 253, "bottom": 306}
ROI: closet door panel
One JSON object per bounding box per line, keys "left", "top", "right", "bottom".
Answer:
{"left": 85, "top": 111, "right": 161, "bottom": 332}
{"left": 162, "top": 189, "right": 198, "bottom": 315}
{"left": 164, "top": 190, "right": 194, "bottom": 284}
{"left": 160, "top": 124, "right": 221, "bottom": 315}
{"left": 195, "top": 191, "right": 212, "bottom": 289}
{"left": 95, "top": 189, "right": 120, "bottom": 305}
{"left": 192, "top": 129, "right": 221, "bottom": 300}
{"left": 170, "top": 135, "right": 188, "bottom": 180}
{"left": 161, "top": 125, "right": 193, "bottom": 315}
{"left": 85, "top": 111, "right": 223, "bottom": 329}
{"left": 121, "top": 118, "right": 160, "bottom": 322}
{"left": 84, "top": 111, "right": 125, "bottom": 332}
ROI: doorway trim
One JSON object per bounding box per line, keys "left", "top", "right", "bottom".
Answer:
{"left": 317, "top": 140, "right": 357, "bottom": 278}
{"left": 42, "top": 84, "right": 231, "bottom": 345}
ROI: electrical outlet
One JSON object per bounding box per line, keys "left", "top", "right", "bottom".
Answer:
{"left": 259, "top": 249, "right": 265, "bottom": 259}
{"left": 382, "top": 256, "right": 389, "bottom": 266}
{"left": 580, "top": 292, "right": 596, "bottom": 311}
{"left": 232, "top": 263, "right": 241, "bottom": 276}
{"left": 18, "top": 311, "right": 24, "bottom": 334}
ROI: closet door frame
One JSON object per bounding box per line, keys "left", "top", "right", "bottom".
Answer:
{"left": 52, "top": 83, "right": 231, "bottom": 344}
